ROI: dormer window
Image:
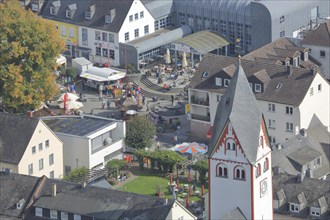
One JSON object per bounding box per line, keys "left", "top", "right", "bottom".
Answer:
{"left": 50, "top": 1, "right": 61, "bottom": 15}
{"left": 106, "top": 9, "right": 116, "bottom": 24}
{"left": 224, "top": 79, "right": 230, "bottom": 87}
{"left": 50, "top": 7, "right": 56, "bottom": 15}
{"left": 290, "top": 203, "right": 299, "bottom": 213}
{"left": 16, "top": 198, "right": 25, "bottom": 210}
{"left": 31, "top": 4, "right": 39, "bottom": 12}
{"left": 255, "top": 84, "right": 262, "bottom": 92}
{"left": 85, "top": 12, "right": 91, "bottom": 19}
{"left": 105, "top": 15, "right": 111, "bottom": 24}
{"left": 66, "top": 10, "right": 72, "bottom": 18}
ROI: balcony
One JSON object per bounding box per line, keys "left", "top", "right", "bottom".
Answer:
{"left": 191, "top": 114, "right": 210, "bottom": 122}
{"left": 190, "top": 95, "right": 209, "bottom": 106}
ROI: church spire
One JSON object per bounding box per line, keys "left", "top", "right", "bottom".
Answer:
{"left": 208, "top": 58, "right": 262, "bottom": 165}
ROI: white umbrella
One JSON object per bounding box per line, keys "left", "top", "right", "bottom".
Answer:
{"left": 58, "top": 101, "right": 83, "bottom": 109}
{"left": 57, "top": 93, "right": 80, "bottom": 102}
{"left": 182, "top": 52, "right": 188, "bottom": 68}
{"left": 126, "top": 110, "right": 137, "bottom": 115}
{"left": 164, "top": 48, "right": 171, "bottom": 64}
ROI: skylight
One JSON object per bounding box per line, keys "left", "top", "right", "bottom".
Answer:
{"left": 202, "top": 72, "right": 209, "bottom": 78}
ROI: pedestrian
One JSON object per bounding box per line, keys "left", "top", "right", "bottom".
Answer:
{"left": 83, "top": 94, "right": 87, "bottom": 102}
{"left": 173, "top": 135, "right": 178, "bottom": 145}
{"left": 107, "top": 99, "right": 111, "bottom": 109}
{"left": 142, "top": 95, "right": 145, "bottom": 105}
{"left": 79, "top": 93, "right": 82, "bottom": 101}
{"left": 102, "top": 100, "right": 106, "bottom": 109}
{"left": 157, "top": 141, "right": 160, "bottom": 149}
{"left": 99, "top": 91, "right": 103, "bottom": 101}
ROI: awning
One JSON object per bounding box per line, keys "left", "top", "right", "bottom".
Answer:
{"left": 80, "top": 67, "right": 126, "bottom": 82}
{"left": 56, "top": 54, "right": 66, "bottom": 66}
{"left": 206, "top": 126, "right": 213, "bottom": 139}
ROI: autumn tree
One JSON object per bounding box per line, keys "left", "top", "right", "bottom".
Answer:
{"left": 125, "top": 116, "right": 156, "bottom": 150}
{"left": 0, "top": 0, "right": 66, "bottom": 112}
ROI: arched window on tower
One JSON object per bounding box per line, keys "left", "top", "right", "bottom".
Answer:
{"left": 264, "top": 158, "right": 269, "bottom": 172}
{"left": 232, "top": 143, "right": 236, "bottom": 150}
{"left": 227, "top": 142, "right": 231, "bottom": 150}
{"left": 216, "top": 163, "right": 228, "bottom": 178}
{"left": 226, "top": 139, "right": 236, "bottom": 151}
{"left": 234, "top": 166, "right": 246, "bottom": 181}
{"left": 256, "top": 163, "right": 261, "bottom": 177}
{"left": 259, "top": 136, "right": 264, "bottom": 148}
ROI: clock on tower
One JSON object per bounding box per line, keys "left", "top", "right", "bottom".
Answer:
{"left": 260, "top": 178, "right": 268, "bottom": 197}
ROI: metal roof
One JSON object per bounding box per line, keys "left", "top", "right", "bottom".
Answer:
{"left": 173, "top": 31, "right": 230, "bottom": 54}
{"left": 129, "top": 25, "right": 192, "bottom": 53}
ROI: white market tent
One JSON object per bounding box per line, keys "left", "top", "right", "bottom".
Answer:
{"left": 80, "top": 66, "right": 126, "bottom": 82}
{"left": 56, "top": 54, "right": 67, "bottom": 66}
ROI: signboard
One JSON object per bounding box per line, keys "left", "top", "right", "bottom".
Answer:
{"left": 185, "top": 104, "right": 191, "bottom": 114}
{"left": 173, "top": 43, "right": 191, "bottom": 53}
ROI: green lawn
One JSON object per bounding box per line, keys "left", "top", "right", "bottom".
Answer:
{"left": 118, "top": 175, "right": 208, "bottom": 203}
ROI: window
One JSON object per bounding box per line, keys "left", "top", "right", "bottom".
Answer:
{"left": 311, "top": 210, "right": 320, "bottom": 216}
{"left": 259, "top": 136, "right": 264, "bottom": 147}
{"left": 49, "top": 154, "right": 54, "bottom": 165}
{"left": 69, "top": 28, "right": 74, "bottom": 38}
{"left": 32, "top": 146, "right": 36, "bottom": 154}
{"left": 216, "top": 163, "right": 228, "bottom": 178}
{"left": 45, "top": 140, "right": 49, "bottom": 148}
{"left": 95, "top": 31, "right": 101, "bottom": 40}
{"left": 35, "top": 207, "right": 43, "bottom": 217}
{"left": 256, "top": 163, "right": 261, "bottom": 177}
{"left": 224, "top": 79, "right": 230, "bottom": 87}
{"left": 85, "top": 11, "right": 91, "bottom": 19}
{"left": 226, "top": 139, "right": 236, "bottom": 150}
{"left": 227, "top": 142, "right": 231, "bottom": 150}
{"left": 135, "top": 13, "right": 138, "bottom": 20}
{"left": 124, "top": 32, "right": 129, "bottom": 41}
{"left": 320, "top": 50, "right": 325, "bottom": 58}
{"left": 105, "top": 15, "right": 111, "bottom": 24}
{"left": 314, "top": 158, "right": 321, "bottom": 167}
{"left": 95, "top": 47, "right": 101, "bottom": 56}
{"left": 268, "top": 103, "right": 275, "bottom": 112}
{"left": 61, "top": 212, "right": 68, "bottom": 220}
{"left": 310, "top": 87, "right": 314, "bottom": 96}
{"left": 215, "top": 77, "right": 222, "bottom": 86}
{"left": 102, "top": 48, "right": 108, "bottom": 57}
{"left": 268, "top": 119, "right": 275, "bottom": 129}
{"left": 102, "top": 32, "right": 107, "bottom": 41}
{"left": 129, "top": 15, "right": 133, "bottom": 22}
{"left": 255, "top": 84, "right": 262, "bottom": 92}
{"left": 109, "top": 50, "right": 115, "bottom": 59}
{"left": 216, "top": 95, "right": 221, "bottom": 102}
{"left": 140, "top": 11, "right": 144, "bottom": 18}
{"left": 82, "top": 28, "right": 88, "bottom": 46}
{"left": 264, "top": 158, "right": 269, "bottom": 172}
{"left": 269, "top": 136, "right": 276, "bottom": 144}
{"left": 286, "top": 106, "right": 293, "bottom": 115}
{"left": 28, "top": 164, "right": 33, "bottom": 175}
{"left": 38, "top": 143, "right": 43, "bottom": 151}
{"left": 60, "top": 26, "right": 66, "bottom": 36}
{"left": 31, "top": 4, "right": 39, "bottom": 12}
{"left": 66, "top": 10, "right": 73, "bottom": 18}
{"left": 39, "top": 158, "right": 44, "bottom": 170}
{"left": 280, "top": 15, "right": 285, "bottom": 23}
{"left": 293, "top": 57, "right": 298, "bottom": 67}
{"left": 50, "top": 210, "right": 57, "bottom": 219}
{"left": 144, "top": 25, "right": 149, "bottom": 35}
{"left": 134, "top": 28, "right": 139, "bottom": 38}
{"left": 74, "top": 214, "right": 81, "bottom": 220}
{"left": 304, "top": 52, "right": 309, "bottom": 61}
{"left": 49, "top": 171, "right": 54, "bottom": 179}
{"left": 108, "top": 33, "right": 114, "bottom": 43}
{"left": 202, "top": 72, "right": 209, "bottom": 78}
{"left": 50, "top": 7, "right": 56, "bottom": 15}
{"left": 154, "top": 20, "right": 159, "bottom": 30}
{"left": 280, "top": 31, "right": 285, "bottom": 37}
{"left": 318, "top": 84, "right": 322, "bottom": 92}
{"left": 290, "top": 204, "right": 299, "bottom": 212}
{"left": 234, "top": 166, "right": 246, "bottom": 180}
{"left": 286, "top": 122, "right": 293, "bottom": 132}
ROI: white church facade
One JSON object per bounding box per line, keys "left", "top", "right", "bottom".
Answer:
{"left": 208, "top": 59, "right": 273, "bottom": 219}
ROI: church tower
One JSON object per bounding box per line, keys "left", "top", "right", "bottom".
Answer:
{"left": 208, "top": 59, "right": 273, "bottom": 220}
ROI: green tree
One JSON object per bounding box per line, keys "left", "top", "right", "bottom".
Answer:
{"left": 63, "top": 167, "right": 89, "bottom": 183}
{"left": 0, "top": 0, "right": 65, "bottom": 112}
{"left": 106, "top": 159, "right": 128, "bottom": 178}
{"left": 192, "top": 160, "right": 208, "bottom": 184}
{"left": 125, "top": 117, "right": 156, "bottom": 150}
{"left": 134, "top": 148, "right": 150, "bottom": 169}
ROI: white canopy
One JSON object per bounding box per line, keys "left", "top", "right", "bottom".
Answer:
{"left": 56, "top": 54, "right": 66, "bottom": 66}
{"left": 80, "top": 67, "right": 126, "bottom": 82}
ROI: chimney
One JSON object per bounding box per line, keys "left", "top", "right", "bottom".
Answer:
{"left": 26, "top": 111, "right": 33, "bottom": 117}
{"left": 274, "top": 166, "right": 281, "bottom": 175}
{"left": 306, "top": 169, "right": 313, "bottom": 178}
{"left": 287, "top": 65, "right": 293, "bottom": 77}
{"left": 51, "top": 183, "right": 57, "bottom": 197}
{"left": 312, "top": 66, "right": 318, "bottom": 76}
{"left": 296, "top": 173, "right": 304, "bottom": 183}
{"left": 82, "top": 181, "right": 87, "bottom": 188}
{"left": 277, "top": 144, "right": 282, "bottom": 150}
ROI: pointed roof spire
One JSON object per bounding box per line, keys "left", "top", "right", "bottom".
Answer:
{"left": 208, "top": 58, "right": 263, "bottom": 165}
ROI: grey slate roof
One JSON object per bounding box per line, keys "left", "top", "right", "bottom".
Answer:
{"left": 273, "top": 173, "right": 330, "bottom": 219}
{"left": 41, "top": 115, "right": 114, "bottom": 137}
{"left": 301, "top": 20, "right": 330, "bottom": 47}
{"left": 0, "top": 113, "right": 40, "bottom": 164}
{"left": 141, "top": 0, "right": 174, "bottom": 19}
{"left": 0, "top": 172, "right": 39, "bottom": 219}
{"left": 189, "top": 53, "right": 320, "bottom": 106}
{"left": 42, "top": 0, "right": 134, "bottom": 33}
{"left": 208, "top": 59, "right": 263, "bottom": 166}
{"left": 221, "top": 207, "right": 247, "bottom": 220}
{"left": 272, "top": 121, "right": 330, "bottom": 179}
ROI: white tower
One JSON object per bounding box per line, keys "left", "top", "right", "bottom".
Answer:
{"left": 208, "top": 59, "right": 273, "bottom": 220}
